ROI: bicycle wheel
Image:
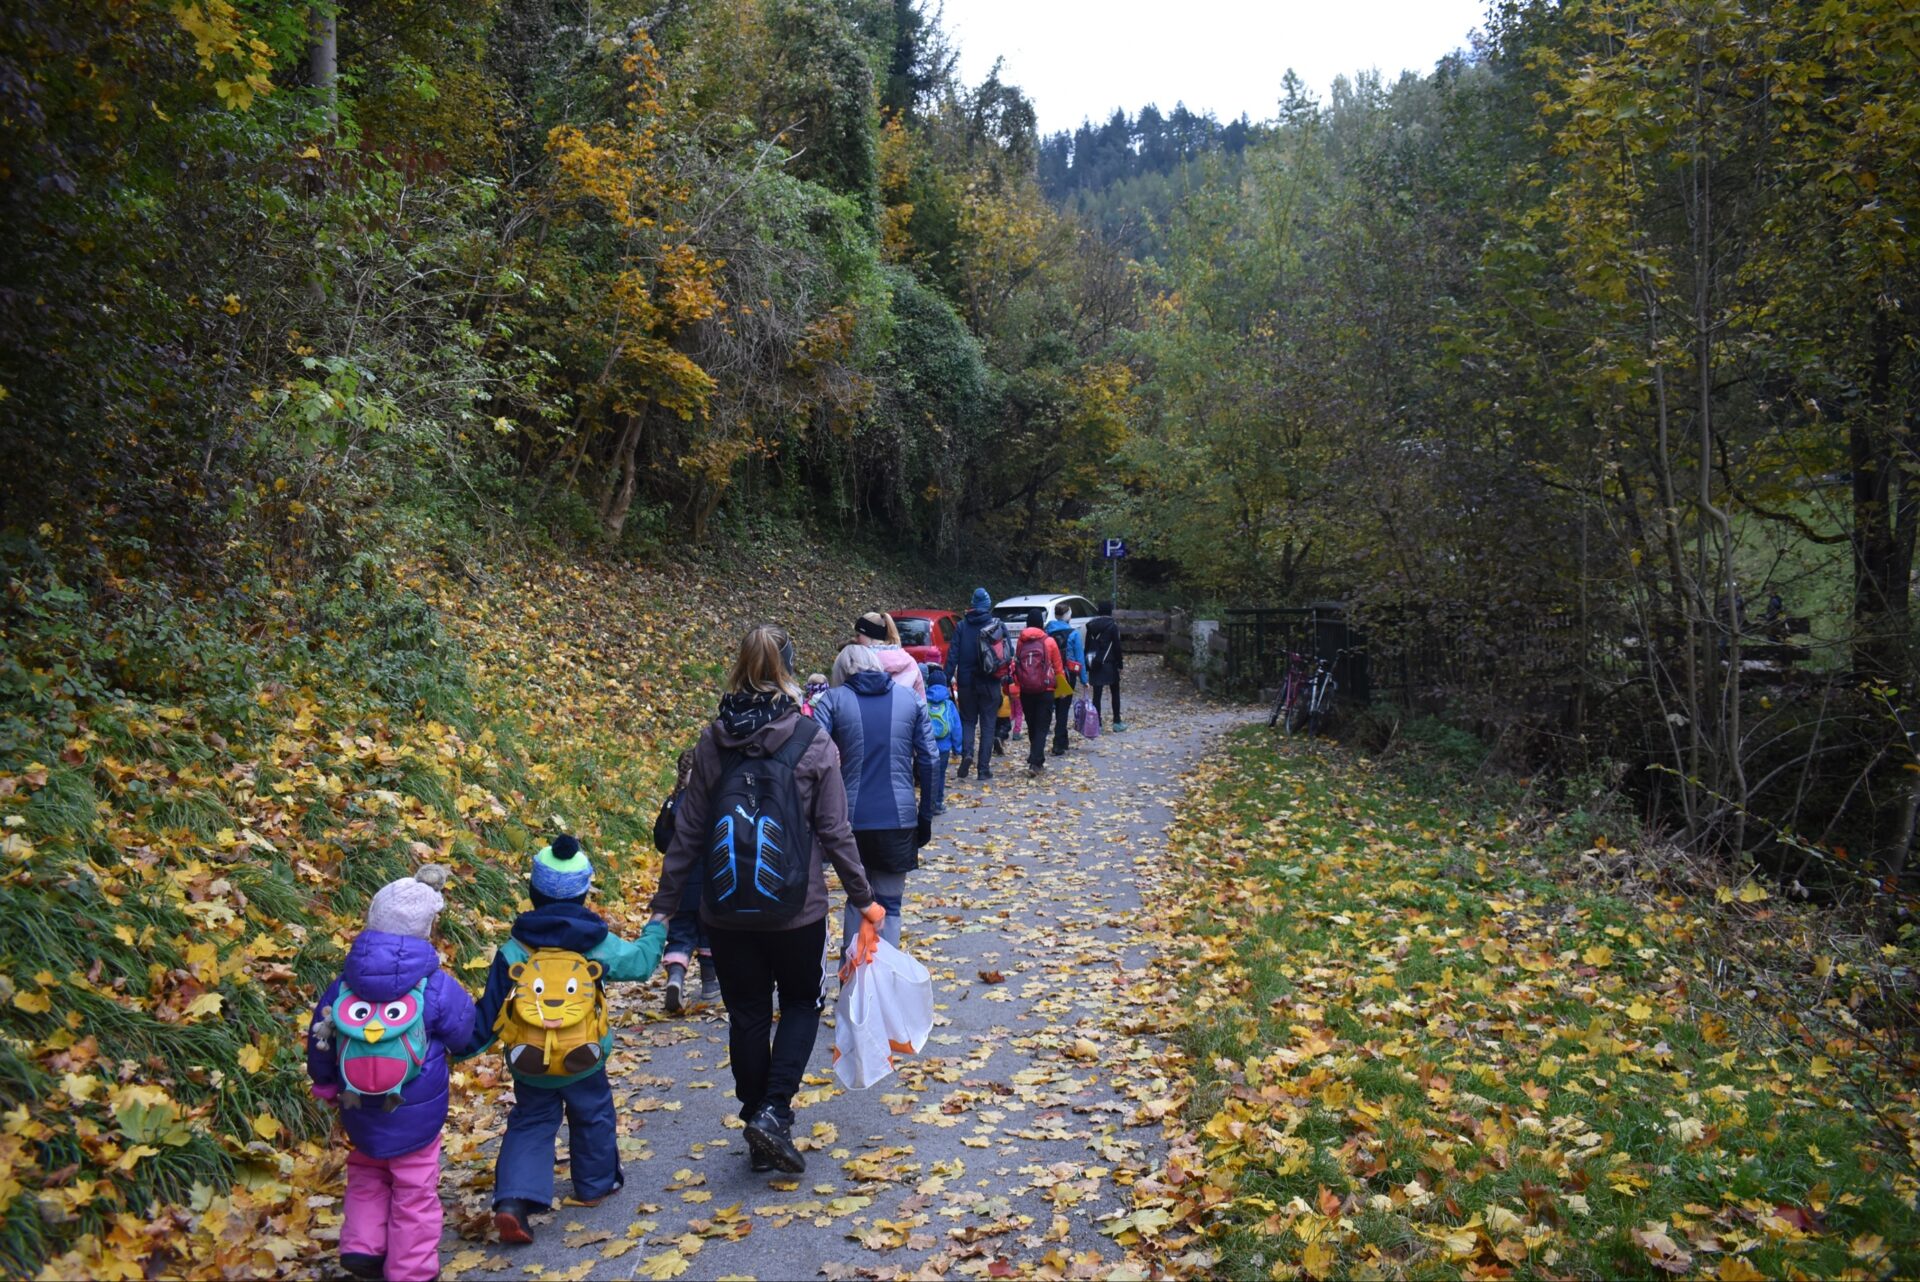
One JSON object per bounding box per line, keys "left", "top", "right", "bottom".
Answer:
{"left": 1268, "top": 687, "right": 1287, "bottom": 729}
{"left": 1284, "top": 697, "right": 1306, "bottom": 736}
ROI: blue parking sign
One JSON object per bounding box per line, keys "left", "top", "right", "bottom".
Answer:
{"left": 1101, "top": 538, "right": 1128, "bottom": 559}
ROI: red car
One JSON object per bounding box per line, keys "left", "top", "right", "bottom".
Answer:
{"left": 890, "top": 609, "right": 960, "bottom": 669}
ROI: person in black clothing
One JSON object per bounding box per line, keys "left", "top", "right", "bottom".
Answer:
{"left": 652, "top": 749, "right": 719, "bottom": 1013}
{"left": 946, "top": 587, "right": 1004, "bottom": 781}
{"left": 1083, "top": 601, "right": 1125, "bottom": 731}
{"left": 648, "top": 626, "right": 883, "bottom": 1177}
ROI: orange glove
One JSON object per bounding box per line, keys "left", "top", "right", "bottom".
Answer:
{"left": 839, "top": 902, "right": 886, "bottom": 980}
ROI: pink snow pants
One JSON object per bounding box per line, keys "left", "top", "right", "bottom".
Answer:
{"left": 340, "top": 1136, "right": 443, "bottom": 1282}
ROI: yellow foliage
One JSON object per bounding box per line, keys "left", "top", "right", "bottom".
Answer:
{"left": 170, "top": 2, "right": 274, "bottom": 110}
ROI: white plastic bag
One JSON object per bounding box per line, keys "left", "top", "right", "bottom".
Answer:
{"left": 832, "top": 937, "right": 934, "bottom": 1090}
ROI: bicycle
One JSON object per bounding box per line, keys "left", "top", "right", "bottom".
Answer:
{"left": 1300, "top": 650, "right": 1354, "bottom": 739}
{"left": 1268, "top": 651, "right": 1312, "bottom": 734}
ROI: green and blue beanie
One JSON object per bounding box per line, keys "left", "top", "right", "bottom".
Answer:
{"left": 531, "top": 834, "right": 593, "bottom": 900}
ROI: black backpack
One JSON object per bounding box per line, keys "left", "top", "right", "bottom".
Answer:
{"left": 703, "top": 718, "right": 819, "bottom": 925}
{"left": 1085, "top": 616, "right": 1121, "bottom": 669}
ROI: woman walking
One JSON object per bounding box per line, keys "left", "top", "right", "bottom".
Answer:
{"left": 650, "top": 625, "right": 883, "bottom": 1174}
{"left": 854, "top": 611, "right": 926, "bottom": 701}
{"left": 810, "top": 644, "right": 937, "bottom": 952}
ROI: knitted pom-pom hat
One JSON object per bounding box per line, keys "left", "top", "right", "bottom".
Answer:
{"left": 531, "top": 834, "right": 593, "bottom": 901}
{"left": 366, "top": 864, "right": 451, "bottom": 939}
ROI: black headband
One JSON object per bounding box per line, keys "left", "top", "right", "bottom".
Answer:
{"left": 854, "top": 616, "right": 888, "bottom": 640}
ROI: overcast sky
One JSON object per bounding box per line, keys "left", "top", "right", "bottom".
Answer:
{"left": 947, "top": 0, "right": 1491, "bottom": 135}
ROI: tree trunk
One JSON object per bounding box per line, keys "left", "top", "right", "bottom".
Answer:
{"left": 309, "top": 5, "right": 338, "bottom": 131}
{"left": 600, "top": 407, "right": 648, "bottom": 540}
{"left": 1851, "top": 317, "right": 1914, "bottom": 687}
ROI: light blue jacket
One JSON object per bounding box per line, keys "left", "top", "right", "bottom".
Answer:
{"left": 1046, "top": 620, "right": 1084, "bottom": 686}
{"left": 810, "top": 670, "right": 937, "bottom": 829}
{"left": 925, "top": 678, "right": 961, "bottom": 753}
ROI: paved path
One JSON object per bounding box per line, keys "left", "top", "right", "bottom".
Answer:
{"left": 442, "top": 668, "right": 1241, "bottom": 1282}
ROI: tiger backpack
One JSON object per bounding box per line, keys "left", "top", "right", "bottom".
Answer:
{"left": 329, "top": 979, "right": 430, "bottom": 1110}
{"left": 493, "top": 943, "right": 609, "bottom": 1077}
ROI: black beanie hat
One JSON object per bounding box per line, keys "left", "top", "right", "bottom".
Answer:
{"left": 1026, "top": 608, "right": 1044, "bottom": 630}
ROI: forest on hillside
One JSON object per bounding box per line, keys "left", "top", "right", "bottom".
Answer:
{"left": 9, "top": 0, "right": 1916, "bottom": 880}
{"left": 2, "top": 0, "right": 1919, "bottom": 1271}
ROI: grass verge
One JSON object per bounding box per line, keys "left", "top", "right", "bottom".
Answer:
{"left": 1145, "top": 727, "right": 1918, "bottom": 1280}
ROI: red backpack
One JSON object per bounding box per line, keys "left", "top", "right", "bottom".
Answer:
{"left": 1014, "top": 633, "right": 1054, "bottom": 694}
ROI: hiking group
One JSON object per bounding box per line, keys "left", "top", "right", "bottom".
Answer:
{"left": 303, "top": 592, "right": 1127, "bottom": 1281}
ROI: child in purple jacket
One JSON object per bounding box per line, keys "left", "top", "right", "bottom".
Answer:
{"left": 306, "top": 865, "right": 476, "bottom": 1282}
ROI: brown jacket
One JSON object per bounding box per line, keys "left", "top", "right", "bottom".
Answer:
{"left": 651, "top": 710, "right": 874, "bottom": 928}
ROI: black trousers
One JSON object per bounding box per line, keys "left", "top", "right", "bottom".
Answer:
{"left": 1052, "top": 692, "right": 1075, "bottom": 751}
{"left": 1020, "top": 691, "right": 1053, "bottom": 767}
{"left": 705, "top": 917, "right": 827, "bottom": 1123}
{"left": 956, "top": 682, "right": 998, "bottom": 775}
{"left": 1091, "top": 673, "right": 1121, "bottom": 723}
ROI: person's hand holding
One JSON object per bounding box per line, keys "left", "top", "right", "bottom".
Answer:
{"left": 648, "top": 912, "right": 672, "bottom": 929}
{"left": 842, "top": 901, "right": 886, "bottom": 975}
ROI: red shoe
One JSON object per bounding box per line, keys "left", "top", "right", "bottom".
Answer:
{"left": 495, "top": 1201, "right": 536, "bottom": 1245}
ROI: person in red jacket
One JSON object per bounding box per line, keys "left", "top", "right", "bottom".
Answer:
{"left": 1010, "top": 609, "right": 1064, "bottom": 777}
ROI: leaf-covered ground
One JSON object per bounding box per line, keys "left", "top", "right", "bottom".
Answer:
{"left": 433, "top": 668, "right": 1236, "bottom": 1282}
{"left": 1142, "top": 729, "right": 1920, "bottom": 1280}
{"left": 0, "top": 529, "right": 957, "bottom": 1279}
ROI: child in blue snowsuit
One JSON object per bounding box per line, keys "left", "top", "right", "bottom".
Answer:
{"left": 464, "top": 837, "right": 667, "bottom": 1246}
{"left": 923, "top": 662, "right": 960, "bottom": 815}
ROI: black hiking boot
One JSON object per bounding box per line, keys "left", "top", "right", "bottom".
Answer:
{"left": 743, "top": 1104, "right": 806, "bottom": 1174}
{"left": 340, "top": 1253, "right": 385, "bottom": 1280}
{"left": 663, "top": 961, "right": 686, "bottom": 1014}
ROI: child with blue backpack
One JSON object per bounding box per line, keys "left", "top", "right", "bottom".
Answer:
{"left": 923, "top": 662, "right": 959, "bottom": 815}
{"left": 305, "top": 864, "right": 477, "bottom": 1282}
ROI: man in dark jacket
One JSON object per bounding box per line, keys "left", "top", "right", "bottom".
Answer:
{"left": 1084, "top": 600, "right": 1125, "bottom": 731}
{"left": 946, "top": 587, "right": 1005, "bottom": 781}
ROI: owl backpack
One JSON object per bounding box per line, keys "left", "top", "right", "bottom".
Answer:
{"left": 329, "top": 979, "right": 430, "bottom": 1110}
{"left": 493, "top": 942, "right": 608, "bottom": 1077}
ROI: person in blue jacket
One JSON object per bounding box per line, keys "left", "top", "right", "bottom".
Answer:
{"left": 1045, "top": 601, "right": 1085, "bottom": 756}
{"left": 921, "top": 662, "right": 960, "bottom": 815}
{"left": 463, "top": 837, "right": 667, "bottom": 1246}
{"left": 812, "top": 644, "right": 937, "bottom": 951}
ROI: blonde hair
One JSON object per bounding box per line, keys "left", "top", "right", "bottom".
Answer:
{"left": 728, "top": 625, "right": 801, "bottom": 700}
{"left": 831, "top": 641, "right": 883, "bottom": 687}
{"left": 858, "top": 611, "right": 902, "bottom": 646}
